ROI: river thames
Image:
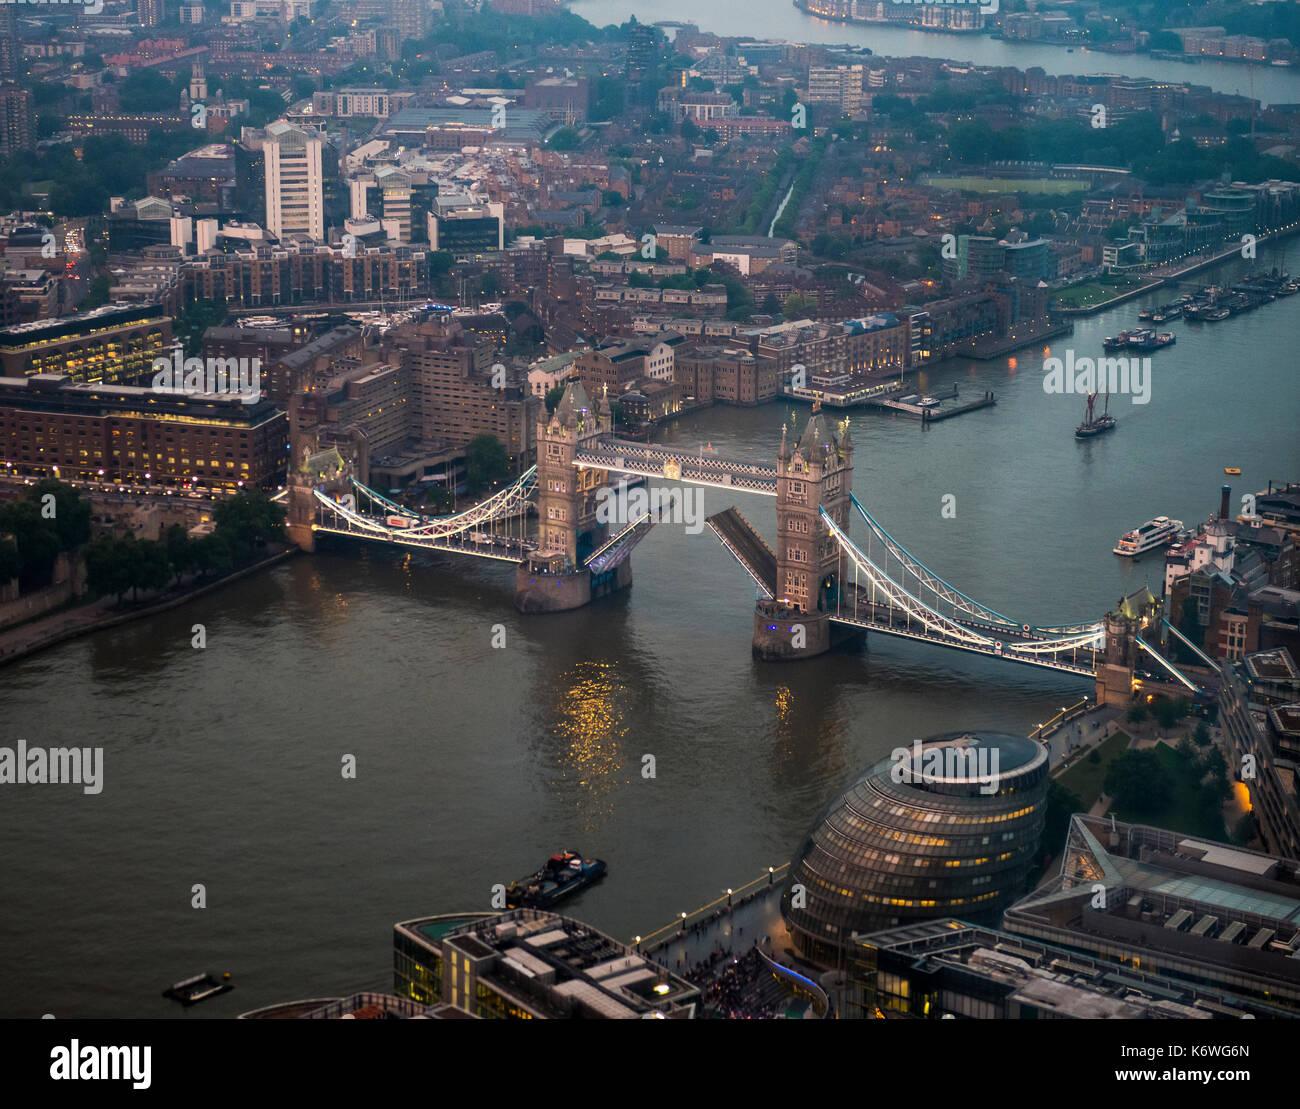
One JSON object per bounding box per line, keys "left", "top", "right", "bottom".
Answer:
{"left": 571, "top": 0, "right": 1300, "bottom": 105}
{"left": 2, "top": 253, "right": 1298, "bottom": 1017}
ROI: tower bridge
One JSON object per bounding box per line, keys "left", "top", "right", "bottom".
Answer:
{"left": 284, "top": 381, "right": 1202, "bottom": 704}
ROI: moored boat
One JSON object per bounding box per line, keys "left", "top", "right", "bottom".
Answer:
{"left": 1114, "top": 516, "right": 1184, "bottom": 558}
{"left": 505, "top": 850, "right": 607, "bottom": 909}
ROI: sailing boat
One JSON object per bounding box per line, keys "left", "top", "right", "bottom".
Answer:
{"left": 1074, "top": 390, "right": 1116, "bottom": 438}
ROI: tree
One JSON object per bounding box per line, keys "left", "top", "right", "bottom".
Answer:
{"left": 1193, "top": 720, "right": 1212, "bottom": 747}
{"left": 465, "top": 433, "right": 510, "bottom": 493}
{"left": 783, "top": 292, "right": 816, "bottom": 319}
{"left": 85, "top": 536, "right": 131, "bottom": 602}
{"left": 81, "top": 275, "right": 113, "bottom": 312}
{"left": 761, "top": 292, "right": 781, "bottom": 315}
{"left": 28, "top": 480, "right": 91, "bottom": 550}
{"left": 548, "top": 127, "right": 581, "bottom": 151}
{"left": 191, "top": 533, "right": 233, "bottom": 578}
{"left": 213, "top": 490, "right": 286, "bottom": 561}
{"left": 1126, "top": 703, "right": 1149, "bottom": 726}
{"left": 544, "top": 385, "right": 566, "bottom": 415}
{"left": 128, "top": 539, "right": 171, "bottom": 601}
{"left": 0, "top": 537, "right": 19, "bottom": 585}
{"left": 164, "top": 523, "right": 192, "bottom": 583}
{"left": 0, "top": 500, "right": 60, "bottom": 592}
{"left": 1104, "top": 749, "right": 1174, "bottom": 815}
{"left": 1042, "top": 779, "right": 1084, "bottom": 861}
{"left": 1152, "top": 697, "right": 1181, "bottom": 734}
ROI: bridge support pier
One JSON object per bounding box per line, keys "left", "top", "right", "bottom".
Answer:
{"left": 514, "top": 558, "right": 632, "bottom": 614}
{"left": 1095, "top": 662, "right": 1134, "bottom": 708}
{"left": 753, "top": 603, "right": 836, "bottom": 661}
{"left": 286, "top": 485, "right": 317, "bottom": 552}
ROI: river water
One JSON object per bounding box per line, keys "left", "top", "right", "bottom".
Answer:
{"left": 570, "top": 0, "right": 1300, "bottom": 106}
{"left": 3, "top": 253, "right": 1299, "bottom": 1017}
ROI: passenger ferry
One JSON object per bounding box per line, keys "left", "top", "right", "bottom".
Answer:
{"left": 505, "top": 851, "right": 607, "bottom": 909}
{"left": 1114, "top": 516, "right": 1183, "bottom": 558}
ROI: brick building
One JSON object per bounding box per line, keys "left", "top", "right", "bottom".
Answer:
{"left": 0, "top": 374, "right": 286, "bottom": 488}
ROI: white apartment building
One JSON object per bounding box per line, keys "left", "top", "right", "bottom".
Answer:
{"left": 264, "top": 120, "right": 324, "bottom": 242}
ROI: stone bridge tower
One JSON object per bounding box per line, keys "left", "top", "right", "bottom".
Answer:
{"left": 515, "top": 381, "right": 630, "bottom": 612}
{"left": 754, "top": 409, "right": 855, "bottom": 660}
{"left": 284, "top": 393, "right": 351, "bottom": 552}
{"left": 1095, "top": 586, "right": 1162, "bottom": 706}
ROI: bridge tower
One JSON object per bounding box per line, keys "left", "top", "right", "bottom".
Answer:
{"left": 284, "top": 395, "right": 351, "bottom": 552}
{"left": 754, "top": 409, "right": 855, "bottom": 660}
{"left": 515, "top": 381, "right": 630, "bottom": 613}
{"left": 1095, "top": 586, "right": 1161, "bottom": 706}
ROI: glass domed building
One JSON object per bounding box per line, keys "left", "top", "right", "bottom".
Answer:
{"left": 782, "top": 732, "right": 1049, "bottom": 967}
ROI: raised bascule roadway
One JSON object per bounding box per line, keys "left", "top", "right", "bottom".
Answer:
{"left": 285, "top": 382, "right": 1207, "bottom": 704}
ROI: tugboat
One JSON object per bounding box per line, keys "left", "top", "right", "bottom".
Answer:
{"left": 1075, "top": 391, "right": 1116, "bottom": 439}
{"left": 505, "top": 850, "right": 607, "bottom": 909}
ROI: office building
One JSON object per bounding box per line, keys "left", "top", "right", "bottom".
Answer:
{"left": 387, "top": 312, "right": 538, "bottom": 464}
{"left": 394, "top": 908, "right": 699, "bottom": 1018}
{"left": 264, "top": 120, "right": 325, "bottom": 243}
{"left": 783, "top": 731, "right": 1050, "bottom": 967}
{"left": 1004, "top": 814, "right": 1300, "bottom": 1010}
{"left": 0, "top": 304, "right": 173, "bottom": 385}
{"left": 846, "top": 919, "right": 1290, "bottom": 1019}
{"left": 0, "top": 373, "right": 286, "bottom": 488}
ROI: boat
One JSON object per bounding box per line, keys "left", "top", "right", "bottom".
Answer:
{"left": 1074, "top": 391, "right": 1116, "bottom": 439}
{"left": 1204, "top": 307, "right": 1230, "bottom": 321}
{"left": 916, "top": 396, "right": 941, "bottom": 409}
{"left": 1114, "top": 516, "right": 1184, "bottom": 558}
{"left": 1137, "top": 308, "right": 1154, "bottom": 321}
{"left": 1102, "top": 330, "right": 1134, "bottom": 351}
{"left": 1129, "top": 330, "right": 1175, "bottom": 351}
{"left": 163, "top": 973, "right": 232, "bottom": 1006}
{"left": 505, "top": 850, "right": 607, "bottom": 909}
{"left": 1225, "top": 467, "right": 1242, "bottom": 476}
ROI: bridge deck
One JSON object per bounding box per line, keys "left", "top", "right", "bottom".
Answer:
{"left": 707, "top": 508, "right": 777, "bottom": 597}
{"left": 314, "top": 525, "right": 533, "bottom": 562}
{"left": 828, "top": 611, "right": 1097, "bottom": 675}
{"left": 577, "top": 438, "right": 778, "bottom": 495}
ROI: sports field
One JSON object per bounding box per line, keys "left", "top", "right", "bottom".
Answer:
{"left": 924, "top": 175, "right": 1090, "bottom": 195}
